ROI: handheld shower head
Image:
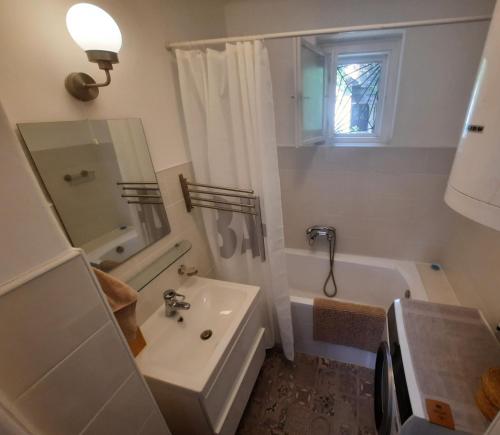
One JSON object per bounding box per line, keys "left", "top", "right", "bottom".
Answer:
{"left": 305, "top": 225, "right": 338, "bottom": 297}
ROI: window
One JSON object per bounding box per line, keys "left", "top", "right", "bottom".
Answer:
{"left": 296, "top": 32, "right": 403, "bottom": 145}
{"left": 335, "top": 59, "right": 383, "bottom": 135}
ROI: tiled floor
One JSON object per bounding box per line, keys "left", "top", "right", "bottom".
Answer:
{"left": 237, "top": 349, "right": 376, "bottom": 435}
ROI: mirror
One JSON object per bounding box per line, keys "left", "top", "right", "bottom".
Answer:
{"left": 268, "top": 23, "right": 484, "bottom": 147}
{"left": 18, "top": 118, "right": 170, "bottom": 271}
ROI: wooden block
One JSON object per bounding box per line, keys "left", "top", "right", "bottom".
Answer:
{"left": 426, "top": 399, "right": 455, "bottom": 430}
{"left": 482, "top": 368, "right": 500, "bottom": 409}
{"left": 476, "top": 387, "right": 499, "bottom": 421}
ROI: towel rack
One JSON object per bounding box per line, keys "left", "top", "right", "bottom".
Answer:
{"left": 179, "top": 174, "right": 266, "bottom": 261}
{"left": 117, "top": 181, "right": 163, "bottom": 205}
{"left": 126, "top": 201, "right": 163, "bottom": 205}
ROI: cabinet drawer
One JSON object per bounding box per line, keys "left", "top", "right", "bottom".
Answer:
{"left": 217, "top": 328, "right": 265, "bottom": 435}
{"left": 203, "top": 306, "right": 262, "bottom": 429}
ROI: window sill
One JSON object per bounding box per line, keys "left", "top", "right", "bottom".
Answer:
{"left": 328, "top": 142, "right": 386, "bottom": 148}
{"left": 310, "top": 139, "right": 389, "bottom": 148}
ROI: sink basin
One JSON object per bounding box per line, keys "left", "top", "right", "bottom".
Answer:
{"left": 136, "top": 276, "right": 260, "bottom": 392}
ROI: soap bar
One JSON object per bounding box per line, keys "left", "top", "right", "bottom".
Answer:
{"left": 426, "top": 399, "right": 455, "bottom": 430}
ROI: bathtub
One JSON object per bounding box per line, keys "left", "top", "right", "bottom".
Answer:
{"left": 83, "top": 226, "right": 143, "bottom": 264}
{"left": 286, "top": 248, "right": 429, "bottom": 368}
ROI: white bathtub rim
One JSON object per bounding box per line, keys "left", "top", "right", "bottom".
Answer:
{"left": 290, "top": 293, "right": 387, "bottom": 309}
{"left": 285, "top": 248, "right": 429, "bottom": 302}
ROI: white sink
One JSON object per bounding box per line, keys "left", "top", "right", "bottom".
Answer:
{"left": 136, "top": 276, "right": 260, "bottom": 392}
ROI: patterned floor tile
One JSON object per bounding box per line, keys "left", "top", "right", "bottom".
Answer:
{"left": 237, "top": 349, "right": 377, "bottom": 435}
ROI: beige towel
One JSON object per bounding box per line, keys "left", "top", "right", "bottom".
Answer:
{"left": 313, "top": 298, "right": 386, "bottom": 353}
{"left": 93, "top": 268, "right": 138, "bottom": 341}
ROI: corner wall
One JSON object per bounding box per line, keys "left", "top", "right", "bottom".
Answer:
{"left": 440, "top": 214, "right": 500, "bottom": 330}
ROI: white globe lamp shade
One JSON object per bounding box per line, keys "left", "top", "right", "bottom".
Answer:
{"left": 66, "top": 3, "right": 122, "bottom": 53}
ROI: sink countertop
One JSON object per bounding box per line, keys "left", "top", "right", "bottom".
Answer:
{"left": 135, "top": 276, "right": 260, "bottom": 392}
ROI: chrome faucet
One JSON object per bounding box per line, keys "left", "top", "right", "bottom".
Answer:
{"left": 163, "top": 289, "right": 191, "bottom": 317}
{"left": 306, "top": 225, "right": 336, "bottom": 245}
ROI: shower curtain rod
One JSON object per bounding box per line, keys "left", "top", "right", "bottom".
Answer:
{"left": 166, "top": 15, "right": 491, "bottom": 50}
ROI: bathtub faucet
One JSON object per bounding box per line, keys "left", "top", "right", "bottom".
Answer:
{"left": 306, "top": 225, "right": 336, "bottom": 245}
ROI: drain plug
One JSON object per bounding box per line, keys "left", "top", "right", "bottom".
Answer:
{"left": 200, "top": 330, "right": 212, "bottom": 340}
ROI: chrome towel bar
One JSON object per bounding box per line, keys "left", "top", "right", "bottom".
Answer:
{"left": 127, "top": 201, "right": 163, "bottom": 205}
{"left": 121, "top": 194, "right": 162, "bottom": 199}
{"left": 188, "top": 188, "right": 256, "bottom": 201}
{"left": 183, "top": 179, "right": 254, "bottom": 194}
{"left": 179, "top": 174, "right": 266, "bottom": 261}
{"left": 117, "top": 181, "right": 163, "bottom": 205}
{"left": 117, "top": 181, "right": 159, "bottom": 185}
{"left": 119, "top": 186, "right": 160, "bottom": 191}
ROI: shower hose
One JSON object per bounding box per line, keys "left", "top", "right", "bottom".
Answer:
{"left": 323, "top": 234, "right": 338, "bottom": 298}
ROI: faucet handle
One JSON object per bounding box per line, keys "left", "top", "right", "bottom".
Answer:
{"left": 163, "top": 289, "right": 176, "bottom": 300}
{"left": 163, "top": 289, "right": 185, "bottom": 301}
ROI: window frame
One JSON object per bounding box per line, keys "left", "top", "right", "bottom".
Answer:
{"left": 314, "top": 32, "right": 404, "bottom": 146}
{"left": 295, "top": 39, "right": 328, "bottom": 145}
{"left": 292, "top": 30, "right": 406, "bottom": 146}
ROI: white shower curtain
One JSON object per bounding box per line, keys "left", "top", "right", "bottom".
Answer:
{"left": 176, "top": 41, "right": 294, "bottom": 360}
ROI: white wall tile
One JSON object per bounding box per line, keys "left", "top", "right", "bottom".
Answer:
{"left": 425, "top": 148, "right": 456, "bottom": 174}
{"left": 0, "top": 255, "right": 108, "bottom": 401}
{"left": 278, "top": 146, "right": 456, "bottom": 262}
{"left": 367, "top": 147, "right": 430, "bottom": 174}
{"left": 157, "top": 162, "right": 192, "bottom": 206}
{"left": 15, "top": 323, "right": 133, "bottom": 435}
{"left": 82, "top": 374, "right": 154, "bottom": 435}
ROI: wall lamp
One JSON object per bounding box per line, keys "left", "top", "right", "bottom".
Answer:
{"left": 65, "top": 3, "right": 122, "bottom": 101}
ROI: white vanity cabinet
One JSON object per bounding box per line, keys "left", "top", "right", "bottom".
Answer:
{"left": 135, "top": 277, "right": 266, "bottom": 435}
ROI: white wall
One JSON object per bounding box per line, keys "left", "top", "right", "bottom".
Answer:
{"left": 224, "top": 0, "right": 494, "bottom": 149}
{"left": 0, "top": 0, "right": 227, "bottom": 172}
{"left": 392, "top": 23, "right": 486, "bottom": 148}
{"left": 224, "top": 0, "right": 494, "bottom": 35}
{"left": 0, "top": 0, "right": 227, "bottom": 313}
{"left": 441, "top": 213, "right": 500, "bottom": 331}
{"left": 230, "top": 0, "right": 489, "bottom": 148}
{"left": 0, "top": 1, "right": 228, "bottom": 432}
{"left": 0, "top": 101, "right": 69, "bottom": 287}
{"left": 0, "top": 95, "right": 169, "bottom": 434}
{"left": 267, "top": 21, "right": 487, "bottom": 149}
{"left": 223, "top": 0, "right": 494, "bottom": 262}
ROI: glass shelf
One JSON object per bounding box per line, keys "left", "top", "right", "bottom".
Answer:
{"left": 127, "top": 240, "right": 192, "bottom": 291}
